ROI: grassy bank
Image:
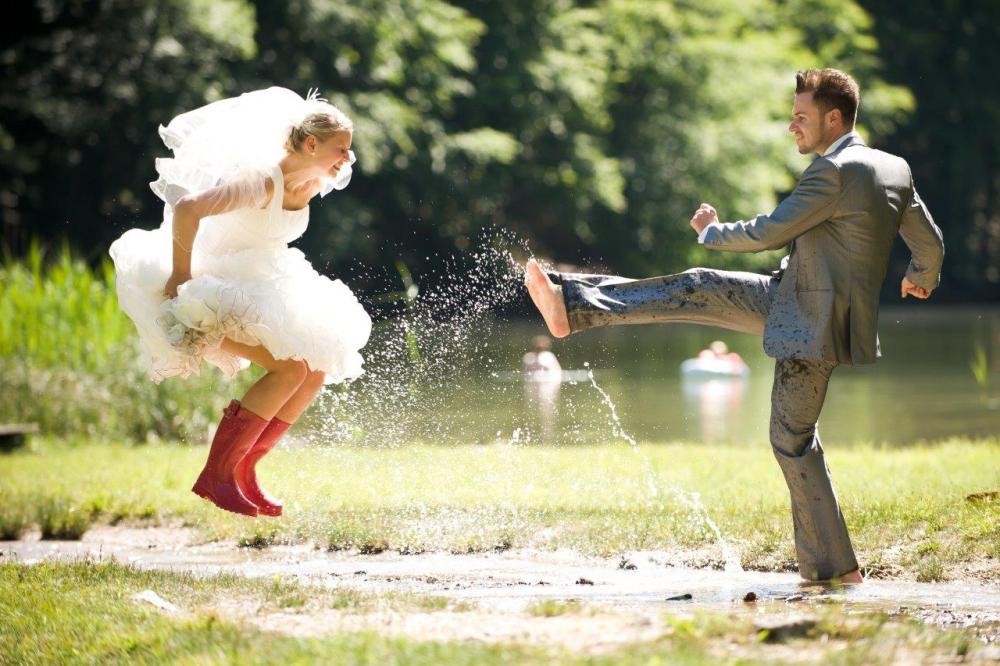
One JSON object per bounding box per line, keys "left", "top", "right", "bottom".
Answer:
{"left": 0, "top": 560, "right": 989, "bottom": 665}
{"left": 2, "top": 438, "right": 997, "bottom": 580}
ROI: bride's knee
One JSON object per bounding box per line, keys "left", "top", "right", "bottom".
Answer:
{"left": 299, "top": 369, "right": 326, "bottom": 393}
{"left": 270, "top": 359, "right": 309, "bottom": 388}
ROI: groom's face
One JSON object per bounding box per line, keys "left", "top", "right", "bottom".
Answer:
{"left": 789, "top": 92, "right": 831, "bottom": 155}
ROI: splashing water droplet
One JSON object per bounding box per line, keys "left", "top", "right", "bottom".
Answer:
{"left": 268, "top": 227, "right": 745, "bottom": 567}
{"left": 586, "top": 367, "right": 742, "bottom": 573}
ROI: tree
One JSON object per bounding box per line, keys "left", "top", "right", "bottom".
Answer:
{"left": 0, "top": 0, "right": 258, "bottom": 259}
{"left": 859, "top": 0, "right": 1000, "bottom": 300}
{"left": 2, "top": 0, "right": 959, "bottom": 302}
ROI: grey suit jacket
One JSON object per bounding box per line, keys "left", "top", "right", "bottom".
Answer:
{"left": 701, "top": 135, "right": 944, "bottom": 365}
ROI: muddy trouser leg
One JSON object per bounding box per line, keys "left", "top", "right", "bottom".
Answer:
{"left": 553, "top": 267, "right": 857, "bottom": 579}
{"left": 770, "top": 359, "right": 858, "bottom": 581}
{"left": 553, "top": 267, "right": 774, "bottom": 336}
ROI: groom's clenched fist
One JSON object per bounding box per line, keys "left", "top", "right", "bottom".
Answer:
{"left": 690, "top": 203, "right": 719, "bottom": 235}
{"left": 900, "top": 276, "right": 931, "bottom": 299}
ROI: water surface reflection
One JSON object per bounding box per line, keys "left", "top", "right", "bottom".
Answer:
{"left": 308, "top": 306, "right": 999, "bottom": 447}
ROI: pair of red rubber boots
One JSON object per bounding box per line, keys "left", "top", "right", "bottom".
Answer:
{"left": 191, "top": 400, "right": 290, "bottom": 517}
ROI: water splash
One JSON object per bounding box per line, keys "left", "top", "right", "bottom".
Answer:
{"left": 285, "top": 230, "right": 741, "bottom": 569}
{"left": 585, "top": 364, "right": 658, "bottom": 500}
{"left": 305, "top": 226, "right": 534, "bottom": 448}
{"left": 586, "top": 365, "right": 743, "bottom": 573}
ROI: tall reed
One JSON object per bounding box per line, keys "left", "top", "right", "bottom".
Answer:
{"left": 0, "top": 242, "right": 132, "bottom": 372}
{"left": 0, "top": 243, "right": 256, "bottom": 442}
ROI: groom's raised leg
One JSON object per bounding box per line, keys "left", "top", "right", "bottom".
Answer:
{"left": 769, "top": 358, "right": 859, "bottom": 582}
{"left": 553, "top": 267, "right": 774, "bottom": 335}
{"left": 525, "top": 260, "right": 571, "bottom": 338}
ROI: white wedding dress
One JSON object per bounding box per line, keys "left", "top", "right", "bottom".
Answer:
{"left": 109, "top": 88, "right": 372, "bottom": 385}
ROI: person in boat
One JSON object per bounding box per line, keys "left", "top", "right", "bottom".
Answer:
{"left": 697, "top": 340, "right": 744, "bottom": 365}
{"left": 522, "top": 335, "right": 562, "bottom": 379}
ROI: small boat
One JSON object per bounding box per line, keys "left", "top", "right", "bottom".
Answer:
{"left": 680, "top": 356, "right": 750, "bottom": 379}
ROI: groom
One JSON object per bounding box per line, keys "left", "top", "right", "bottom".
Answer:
{"left": 525, "top": 68, "right": 944, "bottom": 583}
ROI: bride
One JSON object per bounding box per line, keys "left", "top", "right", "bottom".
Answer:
{"left": 110, "top": 87, "right": 372, "bottom": 517}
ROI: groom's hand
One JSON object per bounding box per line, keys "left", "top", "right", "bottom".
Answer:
{"left": 690, "top": 203, "right": 719, "bottom": 235}
{"left": 901, "top": 276, "right": 931, "bottom": 299}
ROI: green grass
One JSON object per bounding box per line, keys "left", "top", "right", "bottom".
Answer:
{"left": 0, "top": 504, "right": 32, "bottom": 540}
{"left": 0, "top": 561, "right": 547, "bottom": 665}
{"left": 34, "top": 495, "right": 92, "bottom": 540}
{"left": 0, "top": 560, "right": 988, "bottom": 665}
{"left": 1, "top": 438, "right": 998, "bottom": 579}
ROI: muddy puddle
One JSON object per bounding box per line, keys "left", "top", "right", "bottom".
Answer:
{"left": 3, "top": 527, "right": 998, "bottom": 612}
{"left": 4, "top": 526, "right": 999, "bottom": 651}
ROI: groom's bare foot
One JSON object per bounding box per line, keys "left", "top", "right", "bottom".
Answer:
{"left": 839, "top": 569, "right": 864, "bottom": 585}
{"left": 805, "top": 569, "right": 864, "bottom": 586}
{"left": 524, "top": 259, "right": 571, "bottom": 338}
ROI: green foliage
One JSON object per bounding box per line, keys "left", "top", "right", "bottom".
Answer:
{"left": 0, "top": 505, "right": 32, "bottom": 540}
{"left": 859, "top": 0, "right": 1000, "bottom": 296}
{"left": 0, "top": 248, "right": 259, "bottom": 441}
{"left": 2, "top": 0, "right": 952, "bottom": 294}
{"left": 35, "top": 496, "right": 93, "bottom": 540}
{"left": 1, "top": 0, "right": 257, "bottom": 255}
{"left": 527, "top": 599, "right": 583, "bottom": 617}
{"left": 182, "top": 0, "right": 258, "bottom": 58}
{"left": 0, "top": 242, "right": 131, "bottom": 372}
{"left": 915, "top": 555, "right": 946, "bottom": 583}
{"left": 970, "top": 343, "right": 989, "bottom": 393}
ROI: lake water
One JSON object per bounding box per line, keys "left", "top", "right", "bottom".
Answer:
{"left": 310, "top": 305, "right": 999, "bottom": 448}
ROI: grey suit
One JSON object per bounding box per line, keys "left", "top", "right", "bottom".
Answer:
{"left": 702, "top": 135, "right": 943, "bottom": 364}
{"left": 553, "top": 135, "right": 945, "bottom": 580}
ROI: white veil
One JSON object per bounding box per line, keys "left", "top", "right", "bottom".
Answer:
{"left": 150, "top": 87, "right": 355, "bottom": 209}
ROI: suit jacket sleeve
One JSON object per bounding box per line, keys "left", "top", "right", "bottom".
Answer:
{"left": 701, "top": 157, "right": 841, "bottom": 253}
{"left": 899, "top": 173, "right": 944, "bottom": 291}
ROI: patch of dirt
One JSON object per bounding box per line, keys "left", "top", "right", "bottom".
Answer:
{"left": 83, "top": 525, "right": 202, "bottom": 549}
{"left": 244, "top": 606, "right": 667, "bottom": 654}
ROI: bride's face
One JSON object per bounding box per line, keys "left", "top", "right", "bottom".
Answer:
{"left": 309, "top": 131, "right": 353, "bottom": 179}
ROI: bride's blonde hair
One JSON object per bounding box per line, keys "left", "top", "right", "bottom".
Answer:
{"left": 285, "top": 96, "right": 353, "bottom": 153}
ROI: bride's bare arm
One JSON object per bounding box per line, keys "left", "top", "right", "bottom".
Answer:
{"left": 164, "top": 175, "right": 276, "bottom": 297}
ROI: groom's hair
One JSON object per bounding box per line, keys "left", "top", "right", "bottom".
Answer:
{"left": 795, "top": 69, "right": 860, "bottom": 127}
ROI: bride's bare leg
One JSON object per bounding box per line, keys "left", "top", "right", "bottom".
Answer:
{"left": 219, "top": 339, "right": 308, "bottom": 419}
{"left": 219, "top": 338, "right": 326, "bottom": 422}
{"left": 218, "top": 342, "right": 326, "bottom": 517}
{"left": 275, "top": 369, "right": 327, "bottom": 423}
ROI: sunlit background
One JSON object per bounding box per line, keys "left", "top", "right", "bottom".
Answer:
{"left": 2, "top": 0, "right": 998, "bottom": 447}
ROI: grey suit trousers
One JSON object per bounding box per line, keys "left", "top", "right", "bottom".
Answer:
{"left": 553, "top": 267, "right": 859, "bottom": 581}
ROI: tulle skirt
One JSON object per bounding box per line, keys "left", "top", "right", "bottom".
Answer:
{"left": 109, "top": 226, "right": 372, "bottom": 385}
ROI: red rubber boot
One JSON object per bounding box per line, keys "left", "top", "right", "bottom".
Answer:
{"left": 235, "top": 417, "right": 291, "bottom": 517}
{"left": 191, "top": 400, "right": 268, "bottom": 516}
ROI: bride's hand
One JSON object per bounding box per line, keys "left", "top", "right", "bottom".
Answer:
{"left": 163, "top": 272, "right": 191, "bottom": 299}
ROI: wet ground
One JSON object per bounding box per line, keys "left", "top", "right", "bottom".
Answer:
{"left": 3, "top": 526, "right": 1000, "bottom": 653}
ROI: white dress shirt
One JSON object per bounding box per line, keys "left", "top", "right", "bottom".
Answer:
{"left": 697, "top": 130, "right": 861, "bottom": 243}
